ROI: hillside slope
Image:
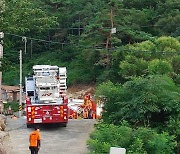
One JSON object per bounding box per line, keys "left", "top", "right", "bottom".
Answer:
{"left": 67, "top": 84, "right": 95, "bottom": 99}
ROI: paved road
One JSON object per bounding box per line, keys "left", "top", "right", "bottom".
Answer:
{"left": 4, "top": 117, "right": 96, "bottom": 154}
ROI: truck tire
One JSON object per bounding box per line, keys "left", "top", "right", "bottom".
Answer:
{"left": 62, "top": 123, "right": 67, "bottom": 127}
{"left": 27, "top": 124, "right": 31, "bottom": 128}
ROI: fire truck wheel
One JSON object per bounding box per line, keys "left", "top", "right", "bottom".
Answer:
{"left": 62, "top": 123, "right": 67, "bottom": 127}
{"left": 27, "top": 124, "right": 32, "bottom": 128}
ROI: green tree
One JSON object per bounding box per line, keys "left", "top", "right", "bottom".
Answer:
{"left": 172, "top": 55, "right": 180, "bottom": 74}
{"left": 1, "top": 0, "right": 180, "bottom": 85}
{"left": 96, "top": 76, "right": 180, "bottom": 128}
{"left": 114, "top": 37, "right": 179, "bottom": 82}
{"left": 88, "top": 123, "right": 176, "bottom": 154}
{"left": 171, "top": 55, "right": 180, "bottom": 85}
{"left": 96, "top": 76, "right": 180, "bottom": 152}
{"left": 119, "top": 55, "right": 148, "bottom": 79}
{"left": 155, "top": 0, "right": 180, "bottom": 36}
{"left": 148, "top": 59, "right": 173, "bottom": 75}
{"left": 155, "top": 36, "right": 180, "bottom": 52}
{"left": 2, "top": 0, "right": 58, "bottom": 34}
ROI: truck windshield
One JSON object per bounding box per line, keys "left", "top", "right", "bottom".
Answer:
{"left": 27, "top": 91, "right": 34, "bottom": 96}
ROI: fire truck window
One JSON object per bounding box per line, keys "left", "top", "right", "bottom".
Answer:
{"left": 52, "top": 72, "right": 56, "bottom": 75}
{"left": 40, "top": 87, "right": 50, "bottom": 90}
{"left": 27, "top": 91, "right": 34, "bottom": 96}
{"left": 27, "top": 77, "right": 33, "bottom": 81}
{"left": 42, "top": 71, "right": 50, "bottom": 76}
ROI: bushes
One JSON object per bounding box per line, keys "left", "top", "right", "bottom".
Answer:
{"left": 4, "top": 102, "right": 19, "bottom": 112}
{"left": 88, "top": 123, "right": 176, "bottom": 154}
{"left": 94, "top": 76, "right": 179, "bottom": 153}
{"left": 96, "top": 76, "right": 180, "bottom": 128}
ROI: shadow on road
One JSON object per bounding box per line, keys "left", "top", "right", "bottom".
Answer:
{"left": 35, "top": 123, "right": 66, "bottom": 131}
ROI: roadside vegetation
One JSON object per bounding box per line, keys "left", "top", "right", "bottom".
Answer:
{"left": 88, "top": 122, "right": 176, "bottom": 154}
{"left": 0, "top": 0, "right": 179, "bottom": 153}
{"left": 4, "top": 102, "right": 19, "bottom": 113}
{"left": 91, "top": 75, "right": 179, "bottom": 153}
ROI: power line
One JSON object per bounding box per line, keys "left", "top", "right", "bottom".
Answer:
{"left": 48, "top": 24, "right": 180, "bottom": 30}
{"left": 6, "top": 24, "right": 179, "bottom": 33}
{"left": 4, "top": 33, "right": 180, "bottom": 55}
{"left": 86, "top": 47, "right": 180, "bottom": 55}
{"left": 4, "top": 32, "right": 66, "bottom": 59}
{"left": 49, "top": 27, "right": 84, "bottom": 30}
{"left": 122, "top": 50, "right": 180, "bottom": 55}
{"left": 5, "top": 22, "right": 180, "bottom": 43}
{"left": 139, "top": 24, "right": 180, "bottom": 28}
{"left": 5, "top": 33, "right": 66, "bottom": 44}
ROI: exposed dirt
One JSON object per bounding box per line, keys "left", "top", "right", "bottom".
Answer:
{"left": 67, "top": 83, "right": 95, "bottom": 99}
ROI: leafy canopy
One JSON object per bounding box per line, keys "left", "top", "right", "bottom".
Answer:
{"left": 96, "top": 76, "right": 180, "bottom": 129}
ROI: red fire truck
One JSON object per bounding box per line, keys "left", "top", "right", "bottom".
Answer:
{"left": 25, "top": 65, "right": 68, "bottom": 128}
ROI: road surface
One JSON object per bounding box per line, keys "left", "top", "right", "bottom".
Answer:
{"left": 4, "top": 117, "right": 96, "bottom": 154}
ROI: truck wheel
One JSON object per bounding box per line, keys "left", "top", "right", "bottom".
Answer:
{"left": 27, "top": 124, "right": 31, "bottom": 128}
{"left": 62, "top": 123, "right": 67, "bottom": 127}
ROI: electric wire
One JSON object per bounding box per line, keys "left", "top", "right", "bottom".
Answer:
{"left": 5, "top": 33, "right": 65, "bottom": 44}
{"left": 3, "top": 32, "right": 180, "bottom": 55}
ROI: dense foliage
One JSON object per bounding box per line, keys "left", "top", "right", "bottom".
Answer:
{"left": 0, "top": 0, "right": 179, "bottom": 153}
{"left": 4, "top": 102, "right": 19, "bottom": 112}
{"left": 96, "top": 76, "right": 180, "bottom": 127}
{"left": 90, "top": 75, "right": 180, "bottom": 153}
{"left": 0, "top": 0, "right": 179, "bottom": 85}
{"left": 88, "top": 123, "right": 176, "bottom": 154}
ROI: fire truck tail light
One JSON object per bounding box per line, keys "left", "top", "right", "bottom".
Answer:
{"left": 35, "top": 107, "right": 39, "bottom": 111}
{"left": 28, "top": 107, "right": 31, "bottom": 112}
{"left": 31, "top": 107, "right": 35, "bottom": 118}
{"left": 64, "top": 116, "right": 67, "bottom": 120}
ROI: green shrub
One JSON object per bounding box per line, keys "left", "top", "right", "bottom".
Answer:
{"left": 4, "top": 102, "right": 19, "bottom": 112}
{"left": 88, "top": 123, "right": 176, "bottom": 154}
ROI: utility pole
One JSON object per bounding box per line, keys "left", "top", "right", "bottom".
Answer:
{"left": 30, "top": 40, "right": 33, "bottom": 59}
{"left": 19, "top": 37, "right": 27, "bottom": 117}
{"left": 19, "top": 50, "right": 22, "bottom": 118}
{"left": 105, "top": 9, "right": 116, "bottom": 49}
{"left": 22, "top": 37, "right": 27, "bottom": 54}
{"left": 0, "top": 32, "right": 4, "bottom": 106}
{"left": 78, "top": 15, "right": 81, "bottom": 36}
